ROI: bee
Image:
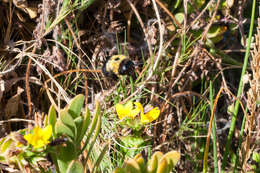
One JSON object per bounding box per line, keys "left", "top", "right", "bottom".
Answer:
{"left": 49, "top": 136, "right": 69, "bottom": 147}
{"left": 102, "top": 55, "right": 135, "bottom": 79}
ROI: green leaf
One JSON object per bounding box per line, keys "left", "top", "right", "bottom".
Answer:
{"left": 147, "top": 152, "right": 163, "bottom": 173}
{"left": 66, "top": 160, "right": 84, "bottom": 173}
{"left": 74, "top": 116, "right": 83, "bottom": 143}
{"left": 77, "top": 107, "right": 91, "bottom": 143}
{"left": 173, "top": 0, "right": 181, "bottom": 9}
{"left": 84, "top": 113, "right": 101, "bottom": 162}
{"left": 194, "top": 0, "right": 206, "bottom": 8}
{"left": 125, "top": 159, "right": 142, "bottom": 173}
{"left": 92, "top": 143, "right": 109, "bottom": 172}
{"left": 120, "top": 136, "right": 145, "bottom": 158}
{"left": 133, "top": 154, "right": 146, "bottom": 172}
{"left": 156, "top": 158, "right": 170, "bottom": 173}
{"left": 57, "top": 142, "right": 77, "bottom": 173}
{"left": 160, "top": 151, "right": 180, "bottom": 169}
{"left": 0, "top": 138, "right": 13, "bottom": 153}
{"left": 113, "top": 168, "right": 126, "bottom": 173}
{"left": 55, "top": 120, "right": 74, "bottom": 139}
{"left": 81, "top": 102, "right": 100, "bottom": 153}
{"left": 174, "top": 13, "right": 184, "bottom": 24}
{"left": 0, "top": 137, "right": 5, "bottom": 146}
{"left": 0, "top": 155, "right": 5, "bottom": 162}
{"left": 67, "top": 94, "right": 84, "bottom": 119}
{"left": 207, "top": 26, "right": 227, "bottom": 38}
{"left": 253, "top": 152, "right": 260, "bottom": 163}
{"left": 60, "top": 110, "right": 77, "bottom": 138}
{"left": 78, "top": 0, "right": 97, "bottom": 11}
{"left": 48, "top": 105, "right": 57, "bottom": 138}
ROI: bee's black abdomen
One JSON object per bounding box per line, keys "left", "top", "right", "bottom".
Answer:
{"left": 118, "top": 59, "right": 135, "bottom": 76}
{"left": 102, "top": 63, "right": 109, "bottom": 76}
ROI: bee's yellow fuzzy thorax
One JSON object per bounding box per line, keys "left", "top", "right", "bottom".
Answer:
{"left": 106, "top": 55, "right": 127, "bottom": 75}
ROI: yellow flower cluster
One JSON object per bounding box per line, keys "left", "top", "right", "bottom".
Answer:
{"left": 116, "top": 101, "right": 160, "bottom": 124}
{"left": 24, "top": 125, "right": 52, "bottom": 149}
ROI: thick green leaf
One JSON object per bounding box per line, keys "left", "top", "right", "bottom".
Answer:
{"left": 48, "top": 105, "right": 57, "bottom": 138}
{"left": 81, "top": 102, "right": 100, "bottom": 153}
{"left": 125, "top": 159, "right": 142, "bottom": 173}
{"left": 83, "top": 113, "right": 101, "bottom": 162}
{"left": 113, "top": 168, "right": 125, "bottom": 173}
{"left": 134, "top": 153, "right": 146, "bottom": 173}
{"left": 0, "top": 137, "right": 5, "bottom": 146}
{"left": 55, "top": 120, "right": 74, "bottom": 139}
{"left": 156, "top": 158, "right": 169, "bottom": 173}
{"left": 57, "top": 142, "right": 77, "bottom": 173}
{"left": 77, "top": 107, "right": 91, "bottom": 143}
{"left": 160, "top": 151, "right": 180, "bottom": 168}
{"left": 147, "top": 152, "right": 163, "bottom": 173}
{"left": 74, "top": 116, "right": 83, "bottom": 143}
{"left": 66, "top": 160, "right": 84, "bottom": 173}
{"left": 60, "top": 110, "right": 77, "bottom": 137}
{"left": 0, "top": 138, "right": 13, "bottom": 153}
{"left": 67, "top": 94, "right": 84, "bottom": 119}
{"left": 57, "top": 159, "right": 71, "bottom": 173}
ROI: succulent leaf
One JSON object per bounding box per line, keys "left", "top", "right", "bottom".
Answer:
{"left": 55, "top": 120, "right": 74, "bottom": 139}
{"left": 66, "top": 94, "right": 84, "bottom": 119}
{"left": 66, "top": 160, "right": 84, "bottom": 173}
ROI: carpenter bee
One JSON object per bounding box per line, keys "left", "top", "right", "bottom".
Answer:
{"left": 102, "top": 55, "right": 135, "bottom": 79}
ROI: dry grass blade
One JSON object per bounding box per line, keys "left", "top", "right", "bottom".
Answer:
{"left": 121, "top": 0, "right": 164, "bottom": 103}
{"left": 154, "top": 0, "right": 182, "bottom": 29}
{"left": 203, "top": 86, "right": 223, "bottom": 172}
{"left": 243, "top": 18, "right": 260, "bottom": 171}
{"left": 43, "top": 69, "right": 101, "bottom": 111}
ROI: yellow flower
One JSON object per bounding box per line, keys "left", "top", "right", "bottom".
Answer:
{"left": 116, "top": 101, "right": 141, "bottom": 120}
{"left": 24, "top": 125, "right": 52, "bottom": 149}
{"left": 135, "top": 102, "right": 160, "bottom": 124}
{"left": 116, "top": 101, "right": 160, "bottom": 124}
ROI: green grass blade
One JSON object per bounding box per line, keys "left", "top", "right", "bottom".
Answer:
{"left": 80, "top": 102, "right": 100, "bottom": 154}
{"left": 210, "top": 82, "right": 218, "bottom": 173}
{"left": 92, "top": 143, "right": 109, "bottom": 173}
{"left": 222, "top": 0, "right": 256, "bottom": 170}
{"left": 85, "top": 114, "right": 101, "bottom": 169}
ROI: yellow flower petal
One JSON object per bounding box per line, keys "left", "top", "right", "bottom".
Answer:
{"left": 42, "top": 125, "right": 52, "bottom": 141}
{"left": 24, "top": 133, "right": 33, "bottom": 144}
{"left": 134, "top": 102, "right": 143, "bottom": 113}
{"left": 129, "top": 106, "right": 141, "bottom": 119}
{"left": 125, "top": 101, "right": 134, "bottom": 110}
{"left": 116, "top": 103, "right": 127, "bottom": 120}
{"left": 141, "top": 107, "right": 160, "bottom": 124}
{"left": 116, "top": 101, "right": 141, "bottom": 120}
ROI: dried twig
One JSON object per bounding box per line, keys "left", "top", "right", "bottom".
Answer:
{"left": 201, "top": 0, "right": 221, "bottom": 41}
